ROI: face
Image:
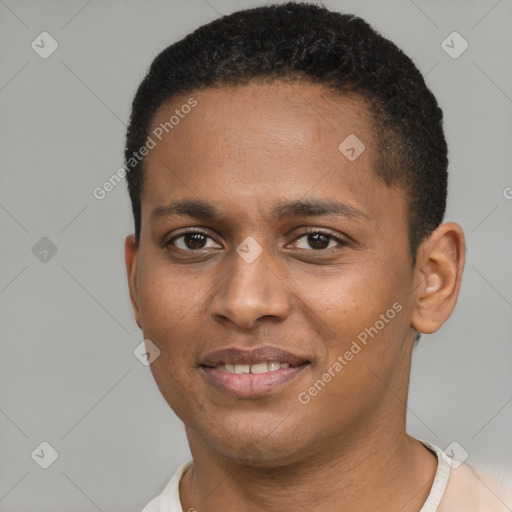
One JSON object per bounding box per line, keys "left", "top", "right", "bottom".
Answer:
{"left": 125, "top": 82, "right": 419, "bottom": 466}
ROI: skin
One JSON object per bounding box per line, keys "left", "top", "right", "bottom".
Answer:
{"left": 125, "top": 82, "right": 465, "bottom": 512}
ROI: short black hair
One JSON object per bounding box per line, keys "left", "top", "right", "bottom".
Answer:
{"left": 125, "top": 1, "right": 447, "bottom": 260}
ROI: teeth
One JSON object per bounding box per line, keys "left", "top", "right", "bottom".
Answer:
{"left": 250, "top": 362, "right": 269, "bottom": 374}
{"left": 234, "top": 364, "right": 250, "bottom": 374}
{"left": 268, "top": 361, "right": 281, "bottom": 372}
{"left": 216, "top": 361, "right": 293, "bottom": 374}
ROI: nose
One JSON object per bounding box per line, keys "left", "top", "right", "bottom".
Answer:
{"left": 209, "top": 243, "right": 291, "bottom": 330}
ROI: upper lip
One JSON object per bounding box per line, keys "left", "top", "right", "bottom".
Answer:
{"left": 200, "top": 346, "right": 310, "bottom": 367}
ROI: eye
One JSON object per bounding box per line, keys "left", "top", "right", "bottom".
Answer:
{"left": 292, "top": 230, "right": 348, "bottom": 250}
{"left": 163, "top": 228, "right": 349, "bottom": 253}
{"left": 165, "top": 230, "right": 221, "bottom": 251}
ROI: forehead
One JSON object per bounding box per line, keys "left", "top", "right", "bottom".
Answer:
{"left": 141, "top": 82, "right": 406, "bottom": 232}
{"left": 148, "top": 82, "right": 376, "bottom": 167}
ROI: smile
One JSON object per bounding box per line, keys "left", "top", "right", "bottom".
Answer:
{"left": 201, "top": 361, "right": 310, "bottom": 397}
{"left": 199, "top": 345, "right": 311, "bottom": 397}
{"left": 214, "top": 361, "right": 291, "bottom": 374}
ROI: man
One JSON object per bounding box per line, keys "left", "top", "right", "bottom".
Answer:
{"left": 123, "top": 3, "right": 510, "bottom": 510}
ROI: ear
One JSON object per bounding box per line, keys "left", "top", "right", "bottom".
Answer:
{"left": 411, "top": 222, "right": 465, "bottom": 334}
{"left": 125, "top": 234, "right": 142, "bottom": 330}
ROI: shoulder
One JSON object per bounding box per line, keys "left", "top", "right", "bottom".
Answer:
{"left": 440, "top": 460, "right": 512, "bottom": 511}
{"left": 418, "top": 440, "right": 511, "bottom": 512}
{"left": 141, "top": 460, "right": 193, "bottom": 512}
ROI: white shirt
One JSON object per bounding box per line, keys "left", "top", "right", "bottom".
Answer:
{"left": 141, "top": 440, "right": 512, "bottom": 511}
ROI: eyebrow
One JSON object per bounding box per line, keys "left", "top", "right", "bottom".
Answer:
{"left": 150, "top": 198, "right": 369, "bottom": 223}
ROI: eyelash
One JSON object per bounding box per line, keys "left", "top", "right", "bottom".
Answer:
{"left": 162, "top": 228, "right": 349, "bottom": 252}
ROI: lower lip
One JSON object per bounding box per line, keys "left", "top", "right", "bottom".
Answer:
{"left": 201, "top": 365, "right": 308, "bottom": 397}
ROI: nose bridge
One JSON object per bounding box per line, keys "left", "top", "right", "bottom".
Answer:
{"left": 210, "top": 239, "right": 289, "bottom": 328}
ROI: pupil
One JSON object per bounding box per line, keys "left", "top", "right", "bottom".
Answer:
{"left": 308, "top": 233, "right": 329, "bottom": 249}
{"left": 185, "top": 233, "right": 206, "bottom": 249}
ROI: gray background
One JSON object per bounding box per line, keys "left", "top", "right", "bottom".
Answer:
{"left": 1, "top": 0, "right": 511, "bottom": 510}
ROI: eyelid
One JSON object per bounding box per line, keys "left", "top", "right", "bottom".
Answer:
{"left": 288, "top": 227, "right": 350, "bottom": 249}
{"left": 163, "top": 227, "right": 350, "bottom": 251}
{"left": 162, "top": 227, "right": 221, "bottom": 249}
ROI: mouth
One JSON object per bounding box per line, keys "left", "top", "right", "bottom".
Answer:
{"left": 199, "top": 346, "right": 311, "bottom": 397}
{"left": 211, "top": 360, "right": 295, "bottom": 374}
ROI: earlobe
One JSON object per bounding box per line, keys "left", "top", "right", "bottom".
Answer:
{"left": 125, "top": 234, "right": 142, "bottom": 330}
{"left": 411, "top": 222, "right": 465, "bottom": 335}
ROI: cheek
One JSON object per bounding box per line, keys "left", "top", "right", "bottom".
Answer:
{"left": 137, "top": 263, "right": 207, "bottom": 419}
{"left": 294, "top": 258, "right": 403, "bottom": 334}
{"left": 136, "top": 256, "right": 205, "bottom": 367}
{"left": 138, "top": 246, "right": 201, "bottom": 320}
{"left": 290, "top": 256, "right": 410, "bottom": 395}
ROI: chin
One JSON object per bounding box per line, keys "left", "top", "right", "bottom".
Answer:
{"left": 197, "top": 421, "right": 311, "bottom": 468}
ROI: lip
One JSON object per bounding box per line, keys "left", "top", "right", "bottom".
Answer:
{"left": 201, "top": 364, "right": 309, "bottom": 397}
{"left": 200, "top": 346, "right": 309, "bottom": 367}
{"left": 199, "top": 346, "right": 311, "bottom": 398}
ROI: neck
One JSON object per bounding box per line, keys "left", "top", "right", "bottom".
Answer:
{"left": 179, "top": 423, "right": 438, "bottom": 512}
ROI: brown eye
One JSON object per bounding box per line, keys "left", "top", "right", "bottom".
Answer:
{"left": 182, "top": 233, "right": 207, "bottom": 249}
{"left": 167, "top": 231, "right": 220, "bottom": 251}
{"left": 294, "top": 231, "right": 346, "bottom": 251}
{"left": 306, "top": 233, "right": 330, "bottom": 249}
